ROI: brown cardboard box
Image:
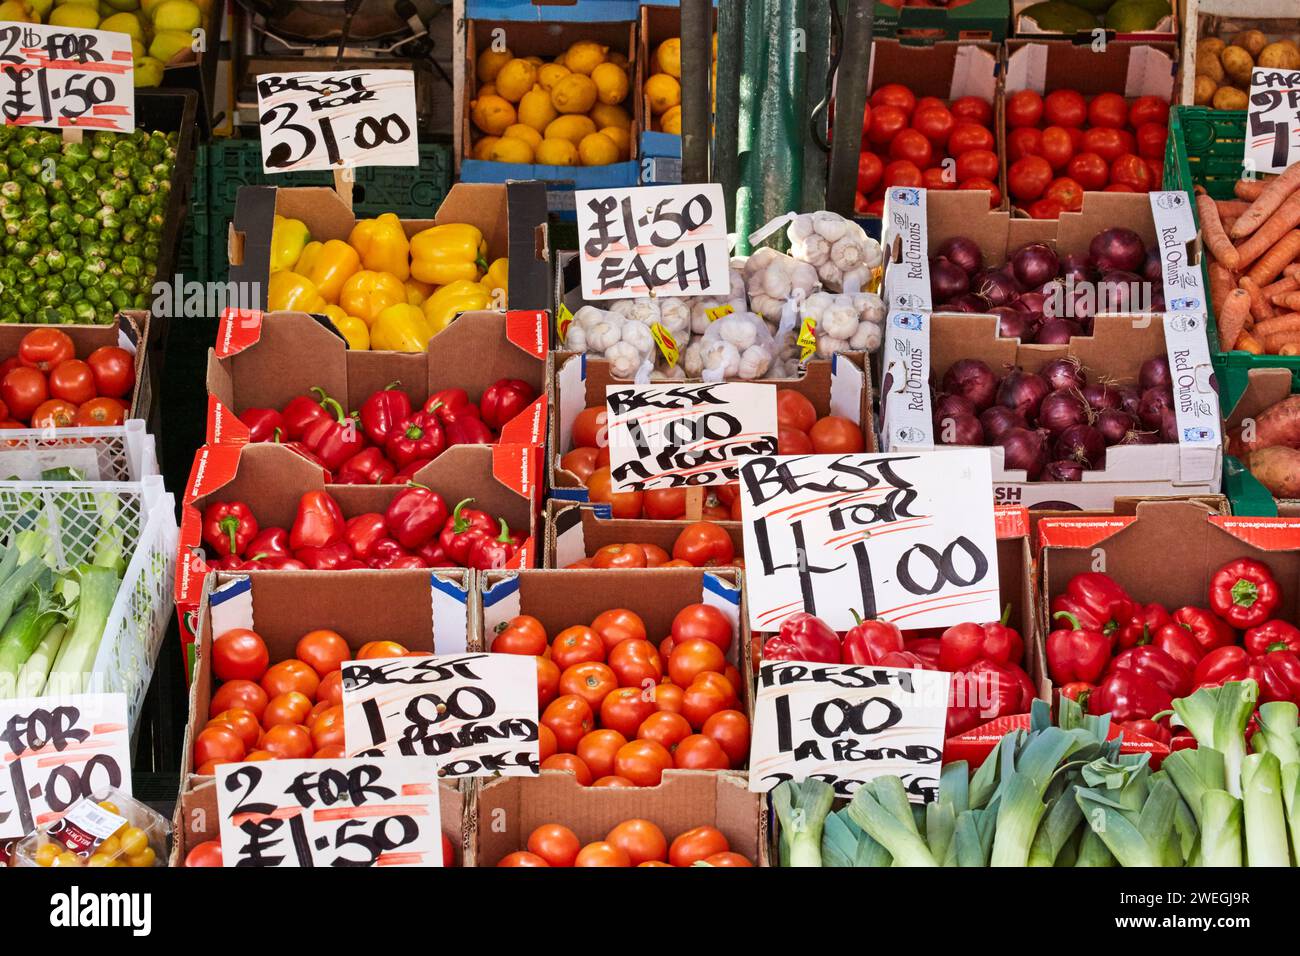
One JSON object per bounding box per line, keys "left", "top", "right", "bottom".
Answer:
{"left": 205, "top": 308, "right": 548, "bottom": 448}
{"left": 548, "top": 350, "right": 877, "bottom": 496}
{"left": 546, "top": 499, "right": 744, "bottom": 568}
{"left": 1012, "top": 0, "right": 1179, "bottom": 39}
{"left": 1178, "top": 0, "right": 1300, "bottom": 105}
{"left": 474, "top": 770, "right": 765, "bottom": 866}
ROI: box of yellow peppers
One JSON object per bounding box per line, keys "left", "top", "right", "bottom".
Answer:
{"left": 10, "top": 790, "right": 170, "bottom": 868}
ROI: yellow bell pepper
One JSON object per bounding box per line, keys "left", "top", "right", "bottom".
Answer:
{"left": 370, "top": 304, "right": 436, "bottom": 353}
{"left": 267, "top": 270, "right": 326, "bottom": 313}
{"left": 340, "top": 270, "right": 407, "bottom": 324}
{"left": 323, "top": 305, "right": 370, "bottom": 351}
{"left": 296, "top": 239, "right": 361, "bottom": 305}
{"left": 482, "top": 257, "right": 509, "bottom": 301}
{"left": 271, "top": 215, "right": 310, "bottom": 273}
{"left": 421, "top": 279, "right": 491, "bottom": 336}
{"left": 405, "top": 277, "right": 436, "bottom": 306}
{"left": 410, "top": 224, "right": 488, "bottom": 286}
{"left": 349, "top": 212, "right": 411, "bottom": 282}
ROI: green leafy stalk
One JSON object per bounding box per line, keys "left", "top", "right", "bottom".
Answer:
{"left": 1241, "top": 752, "right": 1291, "bottom": 867}
{"left": 1074, "top": 826, "right": 1117, "bottom": 867}
{"left": 1076, "top": 775, "right": 1179, "bottom": 867}
{"left": 1162, "top": 747, "right": 1226, "bottom": 829}
{"left": 1253, "top": 702, "right": 1300, "bottom": 768}
{"left": 1198, "top": 791, "right": 1242, "bottom": 867}
{"left": 12, "top": 621, "right": 64, "bottom": 699}
{"left": 1028, "top": 785, "right": 1084, "bottom": 866}
{"left": 772, "top": 780, "right": 834, "bottom": 867}
{"left": 1172, "top": 680, "right": 1259, "bottom": 798}
{"left": 846, "top": 778, "right": 937, "bottom": 867}
{"left": 947, "top": 808, "right": 994, "bottom": 866}
{"left": 991, "top": 727, "right": 1079, "bottom": 866}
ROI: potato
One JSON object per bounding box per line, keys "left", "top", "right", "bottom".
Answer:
{"left": 1196, "top": 46, "right": 1226, "bottom": 83}
{"left": 1194, "top": 75, "right": 1218, "bottom": 105}
{"left": 1231, "top": 29, "right": 1268, "bottom": 57}
{"left": 1221, "top": 45, "right": 1256, "bottom": 85}
{"left": 1249, "top": 446, "right": 1300, "bottom": 499}
{"left": 1259, "top": 42, "right": 1300, "bottom": 70}
{"left": 1213, "top": 86, "right": 1249, "bottom": 110}
{"left": 1198, "top": 37, "right": 1226, "bottom": 58}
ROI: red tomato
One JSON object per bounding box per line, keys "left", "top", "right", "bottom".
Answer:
{"left": 1007, "top": 126, "right": 1042, "bottom": 162}
{"left": 47, "top": 360, "right": 95, "bottom": 405}
{"left": 1043, "top": 89, "right": 1087, "bottom": 128}
{"left": 30, "top": 399, "right": 77, "bottom": 429}
{"left": 538, "top": 723, "right": 556, "bottom": 762}
{"left": 702, "top": 709, "right": 751, "bottom": 766}
{"left": 576, "top": 728, "right": 626, "bottom": 779}
{"left": 541, "top": 752, "right": 592, "bottom": 785}
{"left": 776, "top": 389, "right": 816, "bottom": 431}
{"left": 1027, "top": 198, "right": 1064, "bottom": 220}
{"left": 859, "top": 102, "right": 872, "bottom": 135}
{"left": 586, "top": 467, "right": 643, "bottom": 519}
{"left": 550, "top": 625, "right": 606, "bottom": 670}
{"left": 606, "top": 819, "right": 668, "bottom": 865}
{"left": 591, "top": 543, "right": 647, "bottom": 569}
{"left": 527, "top": 823, "right": 580, "bottom": 867}
{"left": 86, "top": 346, "right": 135, "bottom": 399}
{"left": 571, "top": 406, "right": 608, "bottom": 449}
{"left": 1146, "top": 157, "right": 1164, "bottom": 185}
{"left": 600, "top": 686, "right": 657, "bottom": 738}
{"left": 704, "top": 852, "right": 753, "bottom": 867}
{"left": 1110, "top": 153, "right": 1153, "bottom": 191}
{"left": 921, "top": 166, "right": 955, "bottom": 191}
{"left": 1067, "top": 151, "right": 1109, "bottom": 190}
{"left": 1128, "top": 95, "right": 1169, "bottom": 128}
{"left": 559, "top": 661, "right": 618, "bottom": 710}
{"left": 1, "top": 368, "right": 48, "bottom": 422}
{"left": 498, "top": 851, "right": 549, "bottom": 867}
{"left": 958, "top": 177, "right": 1001, "bottom": 208}
{"left": 946, "top": 122, "right": 994, "bottom": 156}
{"left": 559, "top": 447, "right": 598, "bottom": 483}
{"left": 672, "top": 521, "right": 734, "bottom": 567}
{"left": 574, "top": 841, "right": 630, "bottom": 867}
{"left": 652, "top": 681, "right": 683, "bottom": 713}
{"left": 74, "top": 398, "right": 126, "bottom": 427}
{"left": 1006, "top": 90, "right": 1044, "bottom": 128}
{"left": 613, "top": 738, "right": 673, "bottom": 787}
{"left": 955, "top": 148, "right": 998, "bottom": 183}
{"left": 870, "top": 83, "right": 915, "bottom": 115}
{"left": 778, "top": 424, "right": 814, "bottom": 454}
{"left": 637, "top": 710, "right": 693, "bottom": 752}
{"left": 856, "top": 151, "right": 884, "bottom": 195}
{"left": 674, "top": 733, "right": 730, "bottom": 770}
{"left": 670, "top": 602, "right": 733, "bottom": 652}
{"left": 358, "top": 640, "right": 408, "bottom": 659}
{"left": 260, "top": 659, "right": 320, "bottom": 700}
{"left": 668, "top": 638, "right": 727, "bottom": 688}
{"left": 590, "top": 608, "right": 647, "bottom": 650}
{"left": 296, "top": 629, "right": 350, "bottom": 676}
{"left": 889, "top": 128, "right": 933, "bottom": 168}
{"left": 209, "top": 679, "right": 268, "bottom": 720}
{"left": 542, "top": 694, "right": 594, "bottom": 752}
{"left": 810, "top": 415, "right": 865, "bottom": 453}
{"left": 882, "top": 159, "right": 923, "bottom": 188}
{"left": 211, "top": 628, "right": 269, "bottom": 682}
{"left": 866, "top": 104, "right": 908, "bottom": 146}
{"left": 18, "top": 329, "right": 74, "bottom": 373}
{"left": 184, "top": 841, "right": 224, "bottom": 867}
{"left": 309, "top": 705, "right": 346, "bottom": 751}
{"left": 1038, "top": 126, "right": 1075, "bottom": 170}
{"left": 641, "top": 488, "right": 686, "bottom": 520}
{"left": 914, "top": 96, "right": 946, "bottom": 114}
{"left": 950, "top": 95, "right": 992, "bottom": 126}
{"left": 493, "top": 614, "right": 548, "bottom": 655}
{"left": 263, "top": 691, "right": 312, "bottom": 728}
{"left": 669, "top": 826, "right": 730, "bottom": 867}
{"left": 1044, "top": 177, "right": 1084, "bottom": 212}
{"left": 1104, "top": 183, "right": 1136, "bottom": 192}
{"left": 259, "top": 724, "right": 313, "bottom": 759}
{"left": 537, "top": 656, "right": 560, "bottom": 709}
{"left": 1007, "top": 156, "right": 1053, "bottom": 201}
{"left": 639, "top": 543, "right": 670, "bottom": 568}
{"left": 318, "top": 670, "right": 344, "bottom": 706}
{"left": 911, "top": 104, "right": 955, "bottom": 147}
{"left": 608, "top": 638, "right": 661, "bottom": 688}
{"left": 194, "top": 726, "right": 246, "bottom": 768}
{"left": 1135, "top": 122, "right": 1168, "bottom": 160}
{"left": 1087, "top": 92, "right": 1129, "bottom": 129}
{"left": 1081, "top": 126, "right": 1128, "bottom": 163}
{"left": 207, "top": 708, "right": 261, "bottom": 750}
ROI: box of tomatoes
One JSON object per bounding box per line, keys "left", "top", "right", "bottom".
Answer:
{"left": 546, "top": 499, "right": 745, "bottom": 569}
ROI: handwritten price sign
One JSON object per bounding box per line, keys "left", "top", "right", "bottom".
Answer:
{"left": 217, "top": 756, "right": 443, "bottom": 867}
{"left": 575, "top": 183, "right": 730, "bottom": 300}
{"left": 256, "top": 69, "right": 418, "bottom": 173}
{"left": 605, "top": 382, "right": 778, "bottom": 492}
{"left": 0, "top": 24, "right": 134, "bottom": 132}
{"left": 0, "top": 694, "right": 130, "bottom": 839}
{"left": 738, "top": 448, "right": 1000, "bottom": 632}
{"left": 1247, "top": 67, "right": 1300, "bottom": 174}
{"left": 748, "top": 661, "right": 949, "bottom": 798}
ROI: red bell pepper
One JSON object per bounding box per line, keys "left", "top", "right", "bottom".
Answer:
{"left": 946, "top": 659, "right": 1035, "bottom": 736}
{"left": 1148, "top": 621, "right": 1204, "bottom": 675}
{"left": 1089, "top": 669, "right": 1173, "bottom": 723}
{"left": 876, "top": 650, "right": 934, "bottom": 669}
{"left": 1194, "top": 644, "right": 1300, "bottom": 705}
{"left": 368, "top": 538, "right": 412, "bottom": 569}
{"left": 386, "top": 411, "right": 446, "bottom": 469}
{"left": 1050, "top": 572, "right": 1136, "bottom": 639}
{"left": 424, "top": 388, "right": 475, "bottom": 425}
{"left": 1106, "top": 645, "right": 1192, "bottom": 697}
{"left": 1170, "top": 606, "right": 1236, "bottom": 654}
{"left": 339, "top": 558, "right": 369, "bottom": 570}
{"left": 1243, "top": 619, "right": 1300, "bottom": 656}
{"left": 209, "top": 554, "right": 245, "bottom": 571}
{"left": 358, "top": 382, "right": 413, "bottom": 447}
{"left": 904, "top": 637, "right": 942, "bottom": 668}
{"left": 289, "top": 491, "right": 346, "bottom": 550}
{"left": 1059, "top": 681, "right": 1095, "bottom": 705}
{"left": 446, "top": 415, "right": 496, "bottom": 446}
{"left": 1045, "top": 611, "right": 1111, "bottom": 685}
{"left": 1115, "top": 603, "right": 1171, "bottom": 650}
{"left": 344, "top": 513, "right": 389, "bottom": 563}
{"left": 1209, "top": 558, "right": 1281, "bottom": 629}
{"left": 273, "top": 435, "right": 328, "bottom": 470}
{"left": 301, "top": 396, "right": 368, "bottom": 471}
{"left": 335, "top": 447, "right": 397, "bottom": 485}
{"left": 294, "top": 540, "right": 353, "bottom": 570}
{"left": 201, "top": 502, "right": 258, "bottom": 559}
{"left": 842, "top": 613, "right": 905, "bottom": 666}
{"left": 384, "top": 554, "right": 430, "bottom": 570}
{"left": 1116, "top": 718, "right": 1172, "bottom": 745}
{"left": 466, "top": 519, "right": 520, "bottom": 570}
{"left": 761, "top": 613, "right": 841, "bottom": 665}
{"left": 417, "top": 539, "right": 451, "bottom": 567}
{"left": 385, "top": 484, "right": 449, "bottom": 550}
{"left": 480, "top": 378, "right": 536, "bottom": 431}
{"left": 936, "top": 610, "right": 1023, "bottom": 670}
{"left": 257, "top": 556, "right": 307, "bottom": 570}
{"left": 238, "top": 407, "right": 284, "bottom": 443}
{"left": 438, "top": 498, "right": 497, "bottom": 564}
{"left": 280, "top": 387, "right": 333, "bottom": 440}
{"left": 245, "top": 526, "right": 291, "bottom": 559}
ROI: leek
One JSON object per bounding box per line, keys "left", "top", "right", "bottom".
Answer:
{"left": 1199, "top": 791, "right": 1242, "bottom": 866}
{"left": 990, "top": 727, "right": 1079, "bottom": 866}
{"left": 1074, "top": 827, "right": 1117, "bottom": 866}
{"left": 13, "top": 621, "right": 65, "bottom": 698}
{"left": 772, "top": 779, "right": 833, "bottom": 867}
{"left": 1028, "top": 787, "right": 1084, "bottom": 867}
{"left": 45, "top": 566, "right": 119, "bottom": 696}
{"left": 1241, "top": 752, "right": 1291, "bottom": 867}
{"left": 925, "top": 761, "right": 968, "bottom": 864}
{"left": 1163, "top": 747, "right": 1226, "bottom": 828}
{"left": 0, "top": 586, "right": 63, "bottom": 696}
{"left": 1171, "top": 680, "right": 1258, "bottom": 798}
{"left": 847, "top": 777, "right": 938, "bottom": 867}
{"left": 821, "top": 808, "right": 890, "bottom": 867}
{"left": 947, "top": 808, "right": 994, "bottom": 866}
{"left": 1077, "top": 775, "right": 1179, "bottom": 867}
{"left": 1253, "top": 702, "right": 1300, "bottom": 768}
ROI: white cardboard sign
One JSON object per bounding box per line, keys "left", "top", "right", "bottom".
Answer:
{"left": 256, "top": 69, "right": 418, "bottom": 173}
{"left": 1246, "top": 67, "right": 1300, "bottom": 175}
{"left": 605, "top": 381, "right": 778, "bottom": 492}
{"left": 340, "top": 653, "right": 539, "bottom": 777}
{"left": 738, "top": 448, "right": 1000, "bottom": 632}
{"left": 217, "top": 756, "right": 443, "bottom": 867}
{"left": 748, "top": 661, "right": 949, "bottom": 799}
{"left": 0, "top": 24, "right": 134, "bottom": 132}
{"left": 575, "top": 183, "right": 730, "bottom": 299}
{"left": 0, "top": 694, "right": 130, "bottom": 840}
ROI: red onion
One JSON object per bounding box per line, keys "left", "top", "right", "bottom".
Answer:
{"left": 1097, "top": 270, "right": 1144, "bottom": 313}
{"left": 936, "top": 412, "right": 985, "bottom": 446}
{"left": 1034, "top": 319, "right": 1082, "bottom": 344}
{"left": 1160, "top": 407, "right": 1178, "bottom": 443}
{"left": 1045, "top": 460, "right": 1083, "bottom": 482}
{"left": 1141, "top": 247, "right": 1162, "bottom": 283}
{"left": 947, "top": 292, "right": 992, "bottom": 313}
{"left": 933, "top": 392, "right": 977, "bottom": 423}
{"left": 1060, "top": 251, "right": 1093, "bottom": 282}
{"left": 930, "top": 257, "right": 970, "bottom": 303}
{"left": 1018, "top": 291, "right": 1048, "bottom": 314}
{"left": 1151, "top": 290, "right": 1166, "bottom": 312}
{"left": 1040, "top": 357, "right": 1087, "bottom": 392}
{"left": 1095, "top": 408, "right": 1137, "bottom": 445}
{"left": 942, "top": 359, "right": 998, "bottom": 411}
{"left": 997, "top": 427, "right": 1049, "bottom": 479}
{"left": 1120, "top": 427, "right": 1159, "bottom": 446}
{"left": 1115, "top": 384, "right": 1142, "bottom": 417}
{"left": 1011, "top": 242, "right": 1060, "bottom": 289}
{"left": 1037, "top": 390, "right": 1091, "bottom": 437}
{"left": 1089, "top": 227, "right": 1146, "bottom": 274}
{"left": 997, "top": 369, "right": 1051, "bottom": 421}
{"left": 1138, "top": 386, "right": 1174, "bottom": 428}
{"left": 980, "top": 405, "right": 1027, "bottom": 442}
{"left": 993, "top": 306, "right": 1032, "bottom": 340}
{"left": 936, "top": 237, "right": 983, "bottom": 276}
{"left": 1140, "top": 356, "right": 1171, "bottom": 391}
{"left": 1055, "top": 423, "right": 1107, "bottom": 469}
{"left": 972, "top": 269, "right": 1019, "bottom": 308}
{"left": 1082, "top": 383, "right": 1121, "bottom": 412}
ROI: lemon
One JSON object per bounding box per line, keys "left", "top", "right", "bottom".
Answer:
{"left": 152, "top": 0, "right": 200, "bottom": 31}
{"left": 470, "top": 94, "right": 516, "bottom": 135}
{"left": 478, "top": 83, "right": 497, "bottom": 98}
{"left": 473, "top": 136, "right": 501, "bottom": 160}
{"left": 644, "top": 73, "right": 681, "bottom": 115}
{"left": 550, "top": 73, "right": 597, "bottom": 114}
{"left": 0, "top": 0, "right": 37, "bottom": 19}
{"left": 535, "top": 137, "right": 579, "bottom": 166}
{"left": 589, "top": 102, "right": 631, "bottom": 129}
{"left": 503, "top": 123, "right": 542, "bottom": 149}
{"left": 149, "top": 29, "right": 193, "bottom": 63}
{"left": 493, "top": 57, "right": 537, "bottom": 103}
{"left": 578, "top": 132, "right": 619, "bottom": 167}
{"left": 524, "top": 55, "right": 544, "bottom": 66}
{"left": 590, "top": 62, "right": 629, "bottom": 106}
{"left": 476, "top": 47, "right": 513, "bottom": 82}
{"left": 563, "top": 41, "right": 607, "bottom": 75}
{"left": 599, "top": 125, "right": 630, "bottom": 158}
{"left": 131, "top": 38, "right": 144, "bottom": 58}
{"left": 489, "top": 137, "right": 534, "bottom": 164}
{"left": 517, "top": 85, "right": 557, "bottom": 132}
{"left": 607, "top": 51, "right": 630, "bottom": 70}
{"left": 655, "top": 38, "right": 682, "bottom": 78}
{"left": 100, "top": 10, "right": 144, "bottom": 40}
{"left": 660, "top": 105, "right": 682, "bottom": 135}
{"left": 133, "top": 55, "right": 164, "bottom": 86}
{"left": 49, "top": 2, "right": 99, "bottom": 25}
{"left": 544, "top": 114, "right": 596, "bottom": 145}
{"left": 537, "top": 62, "right": 570, "bottom": 92}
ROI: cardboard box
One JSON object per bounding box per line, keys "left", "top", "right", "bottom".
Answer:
{"left": 226, "top": 181, "right": 552, "bottom": 314}
{"left": 175, "top": 441, "right": 541, "bottom": 669}
{"left": 547, "top": 499, "right": 744, "bottom": 568}
{"left": 205, "top": 307, "right": 548, "bottom": 449}
{"left": 473, "top": 770, "right": 765, "bottom": 866}
{"left": 1222, "top": 367, "right": 1300, "bottom": 518}
{"left": 873, "top": 0, "right": 1012, "bottom": 42}
{"left": 457, "top": 16, "right": 640, "bottom": 210}
{"left": 1179, "top": 0, "right": 1300, "bottom": 105}
{"left": 1012, "top": 0, "right": 1179, "bottom": 40}
{"left": 548, "top": 351, "right": 878, "bottom": 499}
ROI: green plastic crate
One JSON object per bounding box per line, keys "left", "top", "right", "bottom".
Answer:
{"left": 1216, "top": 363, "right": 1300, "bottom": 517}
{"left": 1163, "top": 105, "right": 1300, "bottom": 379}
{"left": 873, "top": 0, "right": 1009, "bottom": 42}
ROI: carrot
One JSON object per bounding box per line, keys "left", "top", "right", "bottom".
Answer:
{"left": 1237, "top": 330, "right": 1265, "bottom": 354}
{"left": 1222, "top": 215, "right": 1240, "bottom": 232}
{"left": 1245, "top": 226, "right": 1300, "bottom": 284}
{"left": 1274, "top": 292, "right": 1300, "bottom": 310}
{"left": 1208, "top": 261, "right": 1236, "bottom": 317}
{"left": 1236, "top": 201, "right": 1300, "bottom": 273}
{"left": 1252, "top": 313, "right": 1300, "bottom": 336}
{"left": 1197, "top": 191, "right": 1238, "bottom": 268}
{"left": 1241, "top": 276, "right": 1276, "bottom": 321}
{"left": 1219, "top": 287, "right": 1253, "bottom": 351}
{"left": 1288, "top": 263, "right": 1300, "bottom": 278}
{"left": 1235, "top": 180, "right": 1269, "bottom": 201}
{"left": 1263, "top": 331, "right": 1300, "bottom": 353}
{"left": 1215, "top": 199, "right": 1252, "bottom": 217}
{"left": 1263, "top": 274, "right": 1299, "bottom": 299}
{"left": 1231, "top": 164, "right": 1300, "bottom": 239}
{"left": 1282, "top": 344, "right": 1300, "bottom": 356}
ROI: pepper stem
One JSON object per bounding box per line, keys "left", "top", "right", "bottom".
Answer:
{"left": 451, "top": 497, "right": 476, "bottom": 533}
{"left": 495, "top": 518, "right": 511, "bottom": 544}
{"left": 319, "top": 396, "right": 348, "bottom": 425}
{"left": 218, "top": 515, "right": 242, "bottom": 556}
{"left": 1231, "top": 578, "right": 1260, "bottom": 608}
{"left": 849, "top": 608, "right": 863, "bottom": 626}
{"left": 1000, "top": 603, "right": 1011, "bottom": 626}
{"left": 1268, "top": 641, "right": 1292, "bottom": 653}
{"left": 1052, "top": 610, "right": 1082, "bottom": 631}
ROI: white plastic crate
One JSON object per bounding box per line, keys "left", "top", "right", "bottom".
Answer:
{"left": 0, "top": 476, "right": 176, "bottom": 732}
{"left": 0, "top": 420, "right": 159, "bottom": 483}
